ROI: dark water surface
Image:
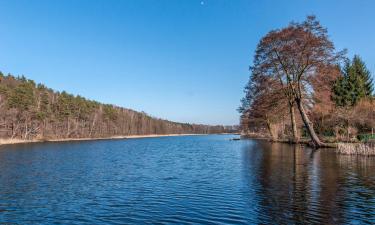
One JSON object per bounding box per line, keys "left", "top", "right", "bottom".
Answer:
{"left": 0, "top": 135, "right": 374, "bottom": 224}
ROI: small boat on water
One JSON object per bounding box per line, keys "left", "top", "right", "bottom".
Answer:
{"left": 230, "top": 138, "right": 241, "bottom": 141}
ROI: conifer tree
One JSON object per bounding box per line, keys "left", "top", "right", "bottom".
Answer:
{"left": 351, "top": 55, "right": 373, "bottom": 96}
{"left": 7, "top": 82, "right": 35, "bottom": 111}
{"left": 0, "top": 71, "right": 232, "bottom": 139}
{"left": 332, "top": 56, "right": 373, "bottom": 107}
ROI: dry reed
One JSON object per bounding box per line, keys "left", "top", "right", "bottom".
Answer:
{"left": 336, "top": 143, "right": 375, "bottom": 156}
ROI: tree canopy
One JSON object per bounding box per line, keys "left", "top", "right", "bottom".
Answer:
{"left": 332, "top": 55, "right": 374, "bottom": 107}
{"left": 239, "top": 16, "right": 374, "bottom": 146}
{"left": 0, "top": 74, "right": 236, "bottom": 140}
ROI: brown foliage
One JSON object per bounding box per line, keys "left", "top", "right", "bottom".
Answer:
{"left": 251, "top": 16, "right": 344, "bottom": 147}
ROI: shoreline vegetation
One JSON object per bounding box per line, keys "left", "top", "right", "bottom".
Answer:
{"left": 241, "top": 134, "right": 375, "bottom": 156}
{"left": 0, "top": 73, "right": 238, "bottom": 144}
{"left": 336, "top": 142, "right": 375, "bottom": 156}
{"left": 238, "top": 16, "right": 374, "bottom": 155}
{"left": 0, "top": 133, "right": 239, "bottom": 146}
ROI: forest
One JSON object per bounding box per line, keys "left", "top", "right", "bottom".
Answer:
{"left": 239, "top": 16, "right": 374, "bottom": 147}
{"left": 0, "top": 73, "right": 236, "bottom": 141}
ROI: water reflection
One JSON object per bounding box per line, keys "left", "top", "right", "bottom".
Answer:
{"left": 0, "top": 136, "right": 374, "bottom": 224}
{"left": 242, "top": 141, "right": 375, "bottom": 224}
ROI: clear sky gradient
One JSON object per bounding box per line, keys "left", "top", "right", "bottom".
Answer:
{"left": 0, "top": 0, "right": 374, "bottom": 125}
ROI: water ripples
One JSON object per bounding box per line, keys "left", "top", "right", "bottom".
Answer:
{"left": 0, "top": 135, "right": 374, "bottom": 224}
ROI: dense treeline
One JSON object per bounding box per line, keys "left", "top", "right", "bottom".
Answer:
{"left": 239, "top": 16, "right": 374, "bottom": 146}
{"left": 0, "top": 73, "right": 235, "bottom": 140}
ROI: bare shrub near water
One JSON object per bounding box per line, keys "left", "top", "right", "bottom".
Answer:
{"left": 336, "top": 143, "right": 375, "bottom": 156}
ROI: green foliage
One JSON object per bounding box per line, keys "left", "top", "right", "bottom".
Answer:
{"left": 103, "top": 104, "right": 118, "bottom": 121}
{"left": 357, "top": 134, "right": 375, "bottom": 142}
{"left": 7, "top": 82, "right": 35, "bottom": 111}
{"left": 37, "top": 90, "right": 51, "bottom": 120}
{"left": 0, "top": 85, "right": 9, "bottom": 97}
{"left": 332, "top": 56, "right": 373, "bottom": 107}
{"left": 54, "top": 91, "right": 74, "bottom": 119}
{"left": 74, "top": 95, "right": 98, "bottom": 120}
{"left": 0, "top": 70, "right": 230, "bottom": 139}
{"left": 352, "top": 55, "right": 373, "bottom": 96}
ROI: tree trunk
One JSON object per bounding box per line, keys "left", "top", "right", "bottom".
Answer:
{"left": 24, "top": 121, "right": 28, "bottom": 139}
{"left": 289, "top": 103, "right": 299, "bottom": 143}
{"left": 295, "top": 99, "right": 331, "bottom": 148}
{"left": 66, "top": 118, "right": 70, "bottom": 138}
{"left": 346, "top": 118, "right": 350, "bottom": 141}
{"left": 266, "top": 118, "right": 276, "bottom": 141}
{"left": 11, "top": 122, "right": 16, "bottom": 139}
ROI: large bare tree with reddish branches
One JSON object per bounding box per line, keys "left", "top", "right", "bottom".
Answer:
{"left": 239, "top": 63, "right": 290, "bottom": 140}
{"left": 246, "top": 73, "right": 288, "bottom": 140}
{"left": 251, "top": 16, "right": 344, "bottom": 147}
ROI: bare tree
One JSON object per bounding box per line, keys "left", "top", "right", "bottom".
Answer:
{"left": 252, "top": 16, "right": 344, "bottom": 147}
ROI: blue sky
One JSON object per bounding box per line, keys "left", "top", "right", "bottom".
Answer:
{"left": 0, "top": 0, "right": 374, "bottom": 125}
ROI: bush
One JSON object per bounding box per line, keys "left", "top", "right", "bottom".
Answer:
{"left": 357, "top": 134, "right": 375, "bottom": 142}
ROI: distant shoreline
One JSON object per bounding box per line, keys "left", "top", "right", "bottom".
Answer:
{"left": 0, "top": 133, "right": 237, "bottom": 146}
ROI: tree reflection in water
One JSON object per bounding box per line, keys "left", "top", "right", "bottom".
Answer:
{"left": 241, "top": 140, "right": 375, "bottom": 224}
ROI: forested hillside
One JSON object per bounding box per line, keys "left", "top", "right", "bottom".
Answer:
{"left": 0, "top": 73, "right": 235, "bottom": 140}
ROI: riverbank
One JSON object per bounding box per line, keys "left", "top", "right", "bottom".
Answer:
{"left": 0, "top": 134, "right": 212, "bottom": 146}
{"left": 241, "top": 134, "right": 375, "bottom": 156}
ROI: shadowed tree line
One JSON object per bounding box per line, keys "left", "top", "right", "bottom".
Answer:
{"left": 0, "top": 73, "right": 236, "bottom": 140}
{"left": 239, "top": 16, "right": 374, "bottom": 147}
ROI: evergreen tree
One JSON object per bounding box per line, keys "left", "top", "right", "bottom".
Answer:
{"left": 103, "top": 104, "right": 118, "bottom": 121}
{"left": 351, "top": 55, "right": 373, "bottom": 96}
{"left": 54, "top": 91, "right": 73, "bottom": 120}
{"left": 332, "top": 56, "right": 373, "bottom": 107}
{"left": 0, "top": 71, "right": 233, "bottom": 139}
{"left": 7, "top": 82, "right": 35, "bottom": 111}
{"left": 37, "top": 88, "right": 51, "bottom": 120}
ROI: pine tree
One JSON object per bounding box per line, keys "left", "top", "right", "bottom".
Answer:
{"left": 332, "top": 56, "right": 373, "bottom": 107}
{"left": 7, "top": 82, "right": 35, "bottom": 111}
{"left": 0, "top": 71, "right": 233, "bottom": 139}
{"left": 38, "top": 90, "right": 51, "bottom": 120}
{"left": 351, "top": 55, "right": 373, "bottom": 96}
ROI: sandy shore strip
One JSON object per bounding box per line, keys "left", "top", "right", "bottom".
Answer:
{"left": 0, "top": 134, "right": 210, "bottom": 146}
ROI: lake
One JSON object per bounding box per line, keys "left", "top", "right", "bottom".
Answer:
{"left": 0, "top": 135, "right": 374, "bottom": 224}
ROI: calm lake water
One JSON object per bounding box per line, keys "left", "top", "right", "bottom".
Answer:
{"left": 0, "top": 135, "right": 374, "bottom": 224}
